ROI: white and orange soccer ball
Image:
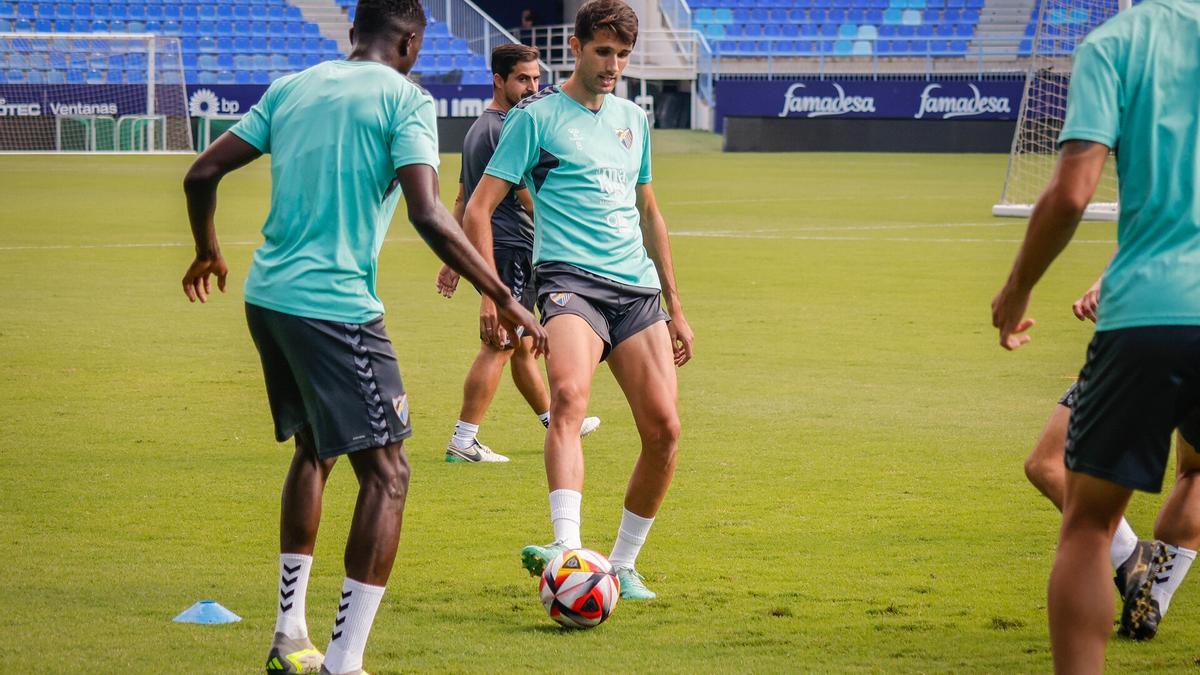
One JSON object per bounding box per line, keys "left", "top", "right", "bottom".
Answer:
{"left": 538, "top": 548, "right": 620, "bottom": 628}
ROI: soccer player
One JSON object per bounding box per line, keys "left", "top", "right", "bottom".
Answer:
{"left": 1023, "top": 276, "right": 1199, "bottom": 641}
{"left": 179, "top": 2, "right": 545, "bottom": 673}
{"left": 435, "top": 43, "right": 600, "bottom": 463}
{"left": 462, "top": 0, "right": 695, "bottom": 600}
{"left": 991, "top": 1, "right": 1200, "bottom": 670}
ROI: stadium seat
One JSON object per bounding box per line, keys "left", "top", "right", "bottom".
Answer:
{"left": 857, "top": 24, "right": 877, "bottom": 39}
{"left": 833, "top": 38, "right": 852, "bottom": 54}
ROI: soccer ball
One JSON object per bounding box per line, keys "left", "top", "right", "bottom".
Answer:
{"left": 538, "top": 548, "right": 620, "bottom": 628}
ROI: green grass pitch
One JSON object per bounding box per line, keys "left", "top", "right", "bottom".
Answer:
{"left": 0, "top": 132, "right": 1193, "bottom": 672}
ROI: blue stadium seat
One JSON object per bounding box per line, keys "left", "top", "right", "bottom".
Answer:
{"left": 852, "top": 39, "right": 871, "bottom": 55}
{"left": 879, "top": 23, "right": 896, "bottom": 36}
{"left": 235, "top": 69, "right": 251, "bottom": 84}
{"left": 901, "top": 9, "right": 920, "bottom": 24}
{"left": 883, "top": 7, "right": 901, "bottom": 23}
{"left": 949, "top": 39, "right": 967, "bottom": 54}
{"left": 837, "top": 22, "right": 856, "bottom": 38}
{"left": 833, "top": 38, "right": 852, "bottom": 55}
{"left": 858, "top": 24, "right": 877, "bottom": 39}
{"left": 253, "top": 70, "right": 270, "bottom": 84}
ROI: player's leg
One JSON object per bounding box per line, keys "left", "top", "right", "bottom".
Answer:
{"left": 446, "top": 341, "right": 514, "bottom": 463}
{"left": 520, "top": 314, "right": 604, "bottom": 575}
{"left": 1135, "top": 430, "right": 1200, "bottom": 639}
{"left": 247, "top": 304, "right": 328, "bottom": 674}
{"left": 1024, "top": 388, "right": 1143, "bottom": 572}
{"left": 510, "top": 334, "right": 551, "bottom": 420}
{"left": 1049, "top": 471, "right": 1133, "bottom": 674}
{"left": 510, "top": 334, "right": 604, "bottom": 437}
{"left": 320, "top": 440, "right": 410, "bottom": 675}
{"left": 605, "top": 321, "right": 680, "bottom": 600}
{"left": 264, "top": 312, "right": 411, "bottom": 675}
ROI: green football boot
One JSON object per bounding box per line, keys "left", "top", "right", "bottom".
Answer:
{"left": 520, "top": 540, "right": 568, "bottom": 577}
{"left": 265, "top": 633, "right": 324, "bottom": 674}
{"left": 614, "top": 565, "right": 657, "bottom": 600}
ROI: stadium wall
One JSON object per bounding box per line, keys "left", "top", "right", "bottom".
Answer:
{"left": 716, "top": 74, "right": 1025, "bottom": 153}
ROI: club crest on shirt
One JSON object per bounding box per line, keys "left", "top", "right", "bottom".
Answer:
{"left": 392, "top": 394, "right": 409, "bottom": 426}
{"left": 549, "top": 292, "right": 572, "bottom": 307}
{"left": 614, "top": 127, "right": 633, "bottom": 150}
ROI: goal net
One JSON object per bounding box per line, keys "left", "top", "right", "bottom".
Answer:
{"left": 992, "top": 0, "right": 1129, "bottom": 220}
{"left": 0, "top": 33, "right": 191, "bottom": 152}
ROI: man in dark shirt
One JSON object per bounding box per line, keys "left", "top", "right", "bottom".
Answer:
{"left": 436, "top": 43, "right": 599, "bottom": 463}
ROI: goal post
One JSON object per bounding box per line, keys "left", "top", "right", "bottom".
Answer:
{"left": 992, "top": 0, "right": 1131, "bottom": 220}
{"left": 0, "top": 32, "right": 192, "bottom": 153}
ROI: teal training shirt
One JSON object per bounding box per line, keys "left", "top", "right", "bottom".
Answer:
{"left": 1058, "top": 0, "right": 1200, "bottom": 331}
{"left": 484, "top": 86, "right": 660, "bottom": 290}
{"left": 229, "top": 60, "right": 440, "bottom": 323}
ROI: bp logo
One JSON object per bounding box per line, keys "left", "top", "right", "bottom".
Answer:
{"left": 188, "top": 88, "right": 220, "bottom": 116}
{"left": 188, "top": 88, "right": 241, "bottom": 116}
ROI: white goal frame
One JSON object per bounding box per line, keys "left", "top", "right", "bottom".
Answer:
{"left": 0, "top": 32, "right": 193, "bottom": 154}
{"left": 992, "top": 0, "right": 1131, "bottom": 221}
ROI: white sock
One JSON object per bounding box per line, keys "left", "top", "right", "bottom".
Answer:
{"left": 549, "top": 489, "right": 582, "bottom": 549}
{"left": 450, "top": 420, "right": 478, "bottom": 449}
{"left": 1151, "top": 544, "right": 1196, "bottom": 616}
{"left": 538, "top": 411, "right": 551, "bottom": 428}
{"left": 609, "top": 508, "right": 655, "bottom": 569}
{"left": 323, "top": 578, "right": 386, "bottom": 675}
{"left": 1109, "top": 518, "right": 1139, "bottom": 569}
{"left": 274, "top": 553, "right": 313, "bottom": 639}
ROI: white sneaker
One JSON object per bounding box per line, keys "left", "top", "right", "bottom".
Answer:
{"left": 580, "top": 416, "right": 601, "bottom": 437}
{"left": 445, "top": 438, "right": 510, "bottom": 463}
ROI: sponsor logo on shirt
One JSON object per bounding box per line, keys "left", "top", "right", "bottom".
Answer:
{"left": 913, "top": 84, "right": 1012, "bottom": 120}
{"left": 568, "top": 127, "right": 585, "bottom": 150}
{"left": 614, "top": 127, "right": 633, "bottom": 150}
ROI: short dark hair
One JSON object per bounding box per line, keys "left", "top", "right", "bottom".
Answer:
{"left": 491, "top": 43, "right": 540, "bottom": 79}
{"left": 574, "top": 0, "right": 638, "bottom": 46}
{"left": 353, "top": 0, "right": 427, "bottom": 39}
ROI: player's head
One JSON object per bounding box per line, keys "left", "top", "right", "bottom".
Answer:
{"left": 349, "top": 0, "right": 428, "bottom": 74}
{"left": 569, "top": 0, "right": 638, "bottom": 96}
{"left": 491, "top": 44, "right": 541, "bottom": 108}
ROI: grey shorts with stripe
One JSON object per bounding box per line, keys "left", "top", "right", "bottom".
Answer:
{"left": 535, "top": 262, "right": 668, "bottom": 361}
{"left": 245, "top": 303, "right": 412, "bottom": 458}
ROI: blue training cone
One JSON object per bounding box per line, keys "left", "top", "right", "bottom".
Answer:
{"left": 173, "top": 600, "right": 242, "bottom": 624}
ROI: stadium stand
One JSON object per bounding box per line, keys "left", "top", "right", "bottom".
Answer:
{"left": 0, "top": 0, "right": 492, "bottom": 85}
{"left": 689, "top": 0, "right": 984, "bottom": 58}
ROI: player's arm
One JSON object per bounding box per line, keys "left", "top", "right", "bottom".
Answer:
{"left": 637, "top": 182, "right": 695, "bottom": 366}
{"left": 516, "top": 186, "right": 535, "bottom": 218}
{"left": 992, "top": 140, "right": 1110, "bottom": 349}
{"left": 399, "top": 164, "right": 546, "bottom": 355}
{"left": 435, "top": 182, "right": 467, "bottom": 298}
{"left": 180, "top": 132, "right": 263, "bottom": 303}
{"left": 463, "top": 174, "right": 519, "bottom": 348}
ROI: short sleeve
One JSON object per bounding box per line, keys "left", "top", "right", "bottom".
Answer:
{"left": 484, "top": 107, "right": 539, "bottom": 186}
{"left": 1058, "top": 40, "right": 1121, "bottom": 149}
{"left": 391, "top": 91, "right": 441, "bottom": 170}
{"left": 637, "top": 114, "right": 653, "bottom": 184}
{"left": 229, "top": 86, "right": 273, "bottom": 153}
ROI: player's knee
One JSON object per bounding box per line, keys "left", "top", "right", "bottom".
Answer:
{"left": 550, "top": 382, "right": 589, "bottom": 416}
{"left": 1024, "top": 454, "right": 1049, "bottom": 491}
{"left": 641, "top": 413, "right": 681, "bottom": 453}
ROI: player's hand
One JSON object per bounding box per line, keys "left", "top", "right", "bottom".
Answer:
{"left": 496, "top": 298, "right": 548, "bottom": 358}
{"left": 479, "top": 296, "right": 511, "bottom": 349}
{"left": 991, "top": 282, "right": 1035, "bottom": 351}
{"left": 436, "top": 264, "right": 460, "bottom": 299}
{"left": 182, "top": 254, "right": 228, "bottom": 303}
{"left": 1072, "top": 284, "right": 1101, "bottom": 322}
{"left": 668, "top": 312, "right": 695, "bottom": 367}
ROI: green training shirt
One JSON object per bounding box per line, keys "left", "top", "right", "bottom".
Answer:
{"left": 230, "top": 60, "right": 440, "bottom": 323}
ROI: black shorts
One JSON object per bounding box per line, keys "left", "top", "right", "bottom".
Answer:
{"left": 1059, "top": 375, "right": 1200, "bottom": 448}
{"left": 535, "top": 262, "right": 668, "bottom": 361}
{"left": 245, "top": 303, "right": 413, "bottom": 458}
{"left": 1066, "top": 326, "right": 1200, "bottom": 492}
{"left": 496, "top": 245, "right": 536, "bottom": 312}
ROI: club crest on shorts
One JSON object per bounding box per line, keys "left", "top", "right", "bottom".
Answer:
{"left": 392, "top": 394, "right": 409, "bottom": 426}
{"left": 549, "top": 292, "right": 572, "bottom": 307}
{"left": 614, "top": 127, "right": 633, "bottom": 150}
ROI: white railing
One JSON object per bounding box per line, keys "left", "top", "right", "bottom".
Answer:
{"left": 427, "top": 0, "right": 551, "bottom": 78}
{"left": 660, "top": 0, "right": 694, "bottom": 32}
